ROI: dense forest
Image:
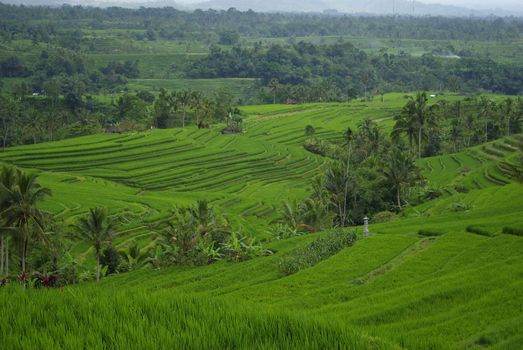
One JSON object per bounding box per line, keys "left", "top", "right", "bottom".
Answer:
{"left": 0, "top": 3, "right": 523, "bottom": 145}
{"left": 188, "top": 42, "right": 523, "bottom": 101}
{"left": 1, "top": 4, "right": 522, "bottom": 41}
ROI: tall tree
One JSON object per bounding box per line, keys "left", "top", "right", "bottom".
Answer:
{"left": 392, "top": 92, "right": 437, "bottom": 169}
{"left": 0, "top": 169, "right": 51, "bottom": 275}
{"left": 269, "top": 79, "right": 279, "bottom": 105}
{"left": 391, "top": 98, "right": 417, "bottom": 149}
{"left": 153, "top": 88, "right": 173, "bottom": 128}
{"left": 0, "top": 94, "right": 17, "bottom": 151}
{"left": 73, "top": 207, "right": 116, "bottom": 281}
{"left": 323, "top": 162, "right": 354, "bottom": 226}
{"left": 0, "top": 166, "right": 18, "bottom": 277}
{"left": 383, "top": 148, "right": 418, "bottom": 209}
{"left": 174, "top": 90, "right": 193, "bottom": 128}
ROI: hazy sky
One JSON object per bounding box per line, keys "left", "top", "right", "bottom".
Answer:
{"left": 417, "top": 0, "right": 523, "bottom": 10}
{"left": 174, "top": 0, "right": 523, "bottom": 11}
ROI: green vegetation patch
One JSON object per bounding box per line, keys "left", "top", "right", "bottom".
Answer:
{"left": 278, "top": 230, "right": 357, "bottom": 275}
{"left": 417, "top": 229, "right": 444, "bottom": 237}
{"left": 502, "top": 226, "right": 523, "bottom": 237}
{"left": 466, "top": 225, "right": 495, "bottom": 237}
{"left": 0, "top": 285, "right": 395, "bottom": 350}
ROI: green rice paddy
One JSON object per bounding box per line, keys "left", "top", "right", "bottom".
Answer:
{"left": 1, "top": 96, "right": 522, "bottom": 349}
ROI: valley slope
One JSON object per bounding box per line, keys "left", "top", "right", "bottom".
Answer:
{"left": 1, "top": 95, "right": 522, "bottom": 349}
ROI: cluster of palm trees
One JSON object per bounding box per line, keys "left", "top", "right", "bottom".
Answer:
{"left": 284, "top": 91, "right": 522, "bottom": 231}
{"left": 153, "top": 88, "right": 213, "bottom": 129}
{"left": 282, "top": 98, "right": 428, "bottom": 230}
{"left": 0, "top": 166, "right": 51, "bottom": 279}
{"left": 157, "top": 200, "right": 268, "bottom": 265}
{"left": 392, "top": 93, "right": 523, "bottom": 156}
{"left": 0, "top": 165, "right": 120, "bottom": 283}
{"left": 72, "top": 207, "right": 116, "bottom": 282}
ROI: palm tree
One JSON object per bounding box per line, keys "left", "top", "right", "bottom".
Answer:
{"left": 0, "top": 169, "right": 51, "bottom": 275}
{"left": 154, "top": 88, "right": 174, "bottom": 129}
{"left": 503, "top": 98, "right": 514, "bottom": 137}
{"left": 0, "top": 165, "right": 18, "bottom": 276}
{"left": 383, "top": 148, "right": 418, "bottom": 209}
{"left": 479, "top": 96, "right": 495, "bottom": 142}
{"left": 392, "top": 92, "right": 437, "bottom": 172}
{"left": 323, "top": 162, "right": 353, "bottom": 226}
{"left": 174, "top": 90, "right": 193, "bottom": 128}
{"left": 195, "top": 97, "right": 212, "bottom": 126}
{"left": 269, "top": 79, "right": 279, "bottom": 104}
{"left": 391, "top": 99, "right": 417, "bottom": 148}
{"left": 119, "top": 242, "right": 149, "bottom": 271}
{"left": 73, "top": 207, "right": 116, "bottom": 281}
{"left": 341, "top": 127, "right": 354, "bottom": 226}
{"left": 298, "top": 198, "right": 332, "bottom": 232}
{"left": 279, "top": 201, "right": 301, "bottom": 229}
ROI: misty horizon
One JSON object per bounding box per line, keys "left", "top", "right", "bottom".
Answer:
{"left": 2, "top": 0, "right": 523, "bottom": 16}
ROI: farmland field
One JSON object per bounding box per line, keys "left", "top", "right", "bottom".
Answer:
{"left": 2, "top": 4, "right": 523, "bottom": 349}
{"left": 1, "top": 95, "right": 523, "bottom": 349}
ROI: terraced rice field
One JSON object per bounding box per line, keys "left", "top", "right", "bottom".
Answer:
{"left": 3, "top": 103, "right": 389, "bottom": 248}
{"left": 423, "top": 136, "right": 523, "bottom": 191}
{"left": 1, "top": 99, "right": 523, "bottom": 349}
{"left": 1, "top": 99, "right": 521, "bottom": 247}
{"left": 4, "top": 180, "right": 523, "bottom": 349}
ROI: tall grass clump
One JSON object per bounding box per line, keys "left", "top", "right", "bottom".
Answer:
{"left": 417, "top": 229, "right": 444, "bottom": 237}
{"left": 502, "top": 226, "right": 523, "bottom": 236}
{"left": 0, "top": 285, "right": 395, "bottom": 350}
{"left": 278, "top": 230, "right": 357, "bottom": 275}
{"left": 466, "top": 225, "right": 495, "bottom": 237}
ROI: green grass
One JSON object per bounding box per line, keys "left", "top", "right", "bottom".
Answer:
{"left": 1, "top": 285, "right": 394, "bottom": 350}
{"left": 1, "top": 98, "right": 522, "bottom": 349}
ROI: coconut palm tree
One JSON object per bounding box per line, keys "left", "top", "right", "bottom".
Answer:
{"left": 279, "top": 201, "right": 301, "bottom": 229}
{"left": 269, "top": 78, "right": 279, "bottom": 104}
{"left": 323, "top": 162, "right": 353, "bottom": 226}
{"left": 392, "top": 92, "right": 438, "bottom": 172}
{"left": 341, "top": 127, "right": 354, "bottom": 227}
{"left": 0, "top": 169, "right": 51, "bottom": 275}
{"left": 174, "top": 90, "right": 193, "bottom": 128}
{"left": 119, "top": 241, "right": 149, "bottom": 271}
{"left": 0, "top": 165, "right": 18, "bottom": 276}
{"left": 298, "top": 198, "right": 333, "bottom": 232}
{"left": 73, "top": 207, "right": 116, "bottom": 281}
{"left": 391, "top": 99, "right": 417, "bottom": 148}
{"left": 479, "top": 96, "right": 495, "bottom": 142}
{"left": 383, "top": 148, "right": 418, "bottom": 209}
{"left": 194, "top": 97, "right": 212, "bottom": 126}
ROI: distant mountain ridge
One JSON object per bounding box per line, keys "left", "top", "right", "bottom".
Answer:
{"left": 1, "top": 0, "right": 520, "bottom": 16}
{"left": 189, "top": 0, "right": 516, "bottom": 16}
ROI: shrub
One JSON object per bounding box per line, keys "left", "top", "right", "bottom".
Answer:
{"left": 100, "top": 245, "right": 121, "bottom": 275}
{"left": 502, "top": 226, "right": 523, "bottom": 236}
{"left": 267, "top": 223, "right": 301, "bottom": 240}
{"left": 466, "top": 225, "right": 494, "bottom": 237}
{"left": 454, "top": 184, "right": 469, "bottom": 193}
{"left": 278, "top": 230, "right": 357, "bottom": 276}
{"left": 31, "top": 272, "right": 59, "bottom": 288}
{"left": 417, "top": 229, "right": 443, "bottom": 237}
{"left": 372, "top": 211, "right": 397, "bottom": 223}
{"left": 447, "top": 201, "right": 472, "bottom": 212}
{"left": 221, "top": 231, "right": 273, "bottom": 262}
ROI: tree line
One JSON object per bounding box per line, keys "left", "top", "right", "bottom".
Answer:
{"left": 0, "top": 88, "right": 237, "bottom": 150}
{"left": 1, "top": 4, "right": 522, "bottom": 45}
{"left": 0, "top": 49, "right": 138, "bottom": 94}
{"left": 275, "top": 92, "right": 523, "bottom": 234}
{"left": 0, "top": 166, "right": 270, "bottom": 287}
{"left": 188, "top": 42, "right": 523, "bottom": 100}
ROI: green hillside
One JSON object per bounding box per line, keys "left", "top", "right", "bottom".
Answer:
{"left": 1, "top": 99, "right": 522, "bottom": 349}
